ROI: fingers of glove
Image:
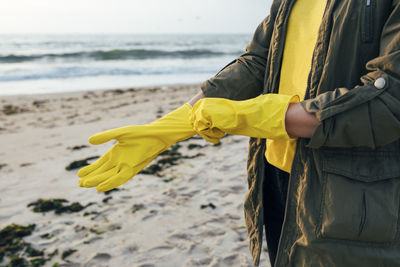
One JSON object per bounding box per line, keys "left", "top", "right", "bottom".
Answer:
{"left": 96, "top": 165, "right": 134, "bottom": 192}
{"left": 96, "top": 149, "right": 162, "bottom": 192}
{"left": 77, "top": 152, "right": 110, "bottom": 178}
{"left": 80, "top": 159, "right": 115, "bottom": 179}
{"left": 78, "top": 166, "right": 118, "bottom": 188}
{"left": 89, "top": 127, "right": 127, "bottom": 145}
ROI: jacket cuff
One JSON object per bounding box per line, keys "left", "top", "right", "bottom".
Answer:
{"left": 305, "top": 119, "right": 332, "bottom": 148}
{"left": 300, "top": 69, "right": 390, "bottom": 122}
{"left": 300, "top": 69, "right": 391, "bottom": 149}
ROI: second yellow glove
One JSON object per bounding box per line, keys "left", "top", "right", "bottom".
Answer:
{"left": 191, "top": 94, "right": 300, "bottom": 143}
{"left": 78, "top": 104, "right": 195, "bottom": 192}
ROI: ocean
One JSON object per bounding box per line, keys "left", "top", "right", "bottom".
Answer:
{"left": 0, "top": 34, "right": 252, "bottom": 95}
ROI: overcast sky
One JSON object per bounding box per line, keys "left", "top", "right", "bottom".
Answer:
{"left": 0, "top": 0, "right": 272, "bottom": 34}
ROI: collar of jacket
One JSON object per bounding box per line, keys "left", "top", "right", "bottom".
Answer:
{"left": 263, "top": 0, "right": 333, "bottom": 100}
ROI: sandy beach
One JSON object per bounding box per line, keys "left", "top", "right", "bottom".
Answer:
{"left": 0, "top": 84, "right": 270, "bottom": 267}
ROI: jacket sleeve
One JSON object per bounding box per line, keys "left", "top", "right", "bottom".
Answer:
{"left": 200, "top": 1, "right": 281, "bottom": 100}
{"left": 301, "top": 1, "right": 400, "bottom": 149}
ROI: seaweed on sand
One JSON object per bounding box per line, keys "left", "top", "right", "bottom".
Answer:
{"left": 139, "top": 144, "right": 181, "bottom": 175}
{"left": 200, "top": 203, "right": 217, "bottom": 210}
{"left": 61, "top": 249, "right": 77, "bottom": 260}
{"left": 65, "top": 156, "right": 99, "bottom": 171}
{"left": 102, "top": 196, "right": 112, "bottom": 203}
{"left": 39, "top": 233, "right": 53, "bottom": 240}
{"left": 132, "top": 203, "right": 145, "bottom": 214}
{"left": 0, "top": 224, "right": 49, "bottom": 266}
{"left": 2, "top": 104, "right": 29, "bottom": 115}
{"left": 139, "top": 164, "right": 162, "bottom": 175}
{"left": 67, "top": 145, "right": 88, "bottom": 151}
{"left": 140, "top": 144, "right": 204, "bottom": 176}
{"left": 27, "top": 199, "right": 92, "bottom": 215}
{"left": 0, "top": 224, "right": 36, "bottom": 252}
{"left": 103, "top": 188, "right": 121, "bottom": 195}
{"left": 32, "top": 100, "right": 49, "bottom": 108}
{"left": 187, "top": 144, "right": 204, "bottom": 150}
{"left": 7, "top": 256, "right": 29, "bottom": 266}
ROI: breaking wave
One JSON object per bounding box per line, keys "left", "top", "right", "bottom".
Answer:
{"left": 0, "top": 49, "right": 241, "bottom": 63}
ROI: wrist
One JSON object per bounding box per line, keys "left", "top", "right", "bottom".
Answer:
{"left": 285, "top": 102, "right": 319, "bottom": 138}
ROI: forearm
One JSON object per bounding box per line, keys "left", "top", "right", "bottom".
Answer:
{"left": 285, "top": 103, "right": 319, "bottom": 138}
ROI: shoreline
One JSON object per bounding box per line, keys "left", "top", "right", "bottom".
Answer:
{"left": 0, "top": 82, "right": 202, "bottom": 98}
{"left": 0, "top": 84, "right": 270, "bottom": 266}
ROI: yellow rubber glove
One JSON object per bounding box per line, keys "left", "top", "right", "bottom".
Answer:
{"left": 78, "top": 104, "right": 195, "bottom": 192}
{"left": 191, "top": 94, "right": 300, "bottom": 143}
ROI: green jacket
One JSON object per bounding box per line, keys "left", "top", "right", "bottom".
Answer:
{"left": 201, "top": 0, "right": 400, "bottom": 266}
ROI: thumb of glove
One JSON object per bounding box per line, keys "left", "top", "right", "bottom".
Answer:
{"left": 89, "top": 127, "right": 125, "bottom": 145}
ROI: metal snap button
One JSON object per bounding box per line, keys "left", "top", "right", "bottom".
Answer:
{"left": 374, "top": 77, "right": 386, "bottom": 89}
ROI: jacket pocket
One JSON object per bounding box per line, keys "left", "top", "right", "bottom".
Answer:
{"left": 361, "top": 0, "right": 374, "bottom": 43}
{"left": 317, "top": 150, "right": 400, "bottom": 243}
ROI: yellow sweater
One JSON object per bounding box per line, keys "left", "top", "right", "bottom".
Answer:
{"left": 266, "top": 0, "right": 327, "bottom": 173}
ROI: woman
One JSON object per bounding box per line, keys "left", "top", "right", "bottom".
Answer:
{"left": 78, "top": 0, "right": 400, "bottom": 266}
